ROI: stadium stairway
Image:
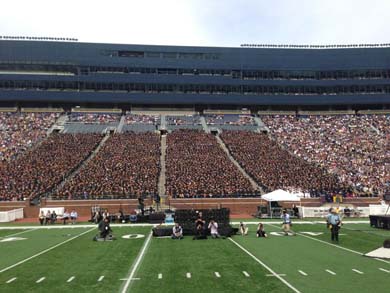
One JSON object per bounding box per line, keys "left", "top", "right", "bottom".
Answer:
{"left": 215, "top": 135, "right": 264, "bottom": 194}
{"left": 160, "top": 114, "right": 166, "bottom": 129}
{"left": 200, "top": 116, "right": 210, "bottom": 133}
{"left": 158, "top": 134, "right": 167, "bottom": 198}
{"left": 117, "top": 115, "right": 126, "bottom": 133}
{"left": 46, "top": 133, "right": 111, "bottom": 199}
{"left": 254, "top": 116, "right": 269, "bottom": 133}
{"left": 46, "top": 113, "right": 68, "bottom": 135}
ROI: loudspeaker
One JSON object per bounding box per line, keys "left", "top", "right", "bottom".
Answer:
{"left": 384, "top": 239, "right": 390, "bottom": 248}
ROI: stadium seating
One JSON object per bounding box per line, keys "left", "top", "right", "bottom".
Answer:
{"left": 220, "top": 130, "right": 343, "bottom": 196}
{"left": 165, "top": 129, "right": 257, "bottom": 198}
{"left": 0, "top": 112, "right": 59, "bottom": 162}
{"left": 0, "top": 133, "right": 102, "bottom": 201}
{"left": 55, "top": 132, "right": 160, "bottom": 199}
{"left": 262, "top": 115, "right": 389, "bottom": 196}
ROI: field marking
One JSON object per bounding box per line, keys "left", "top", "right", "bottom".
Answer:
{"left": 98, "top": 276, "right": 105, "bottom": 282}
{"left": 67, "top": 276, "right": 75, "bottom": 283}
{"left": 158, "top": 273, "right": 162, "bottom": 279}
{"left": 229, "top": 238, "right": 301, "bottom": 293}
{"left": 298, "top": 270, "right": 307, "bottom": 276}
{"left": 266, "top": 274, "right": 286, "bottom": 277}
{"left": 352, "top": 269, "right": 364, "bottom": 274}
{"left": 267, "top": 223, "right": 390, "bottom": 265}
{"left": 120, "top": 278, "right": 140, "bottom": 281}
{"left": 36, "top": 277, "right": 45, "bottom": 283}
{"left": 0, "top": 227, "right": 95, "bottom": 274}
{"left": 186, "top": 272, "right": 191, "bottom": 279}
{"left": 6, "top": 277, "right": 16, "bottom": 283}
{"left": 379, "top": 268, "right": 390, "bottom": 273}
{"left": 2, "top": 229, "right": 36, "bottom": 238}
{"left": 120, "top": 231, "right": 153, "bottom": 293}
{"left": 242, "top": 271, "right": 250, "bottom": 277}
{"left": 215, "top": 272, "right": 221, "bottom": 278}
{"left": 326, "top": 269, "right": 336, "bottom": 275}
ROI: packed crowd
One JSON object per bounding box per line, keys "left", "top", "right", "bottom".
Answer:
{"left": 69, "top": 113, "right": 120, "bottom": 124}
{"left": 262, "top": 115, "right": 390, "bottom": 196}
{"left": 0, "top": 112, "right": 59, "bottom": 162}
{"left": 125, "top": 114, "right": 160, "bottom": 125}
{"left": 220, "top": 130, "right": 343, "bottom": 196}
{"left": 0, "top": 133, "right": 102, "bottom": 201}
{"left": 205, "top": 114, "right": 255, "bottom": 125}
{"left": 55, "top": 132, "right": 160, "bottom": 199}
{"left": 165, "top": 129, "right": 256, "bottom": 198}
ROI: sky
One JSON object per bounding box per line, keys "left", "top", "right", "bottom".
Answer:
{"left": 1, "top": 0, "right": 390, "bottom": 47}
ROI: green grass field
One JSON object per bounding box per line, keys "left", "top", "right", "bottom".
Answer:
{"left": 0, "top": 221, "right": 389, "bottom": 293}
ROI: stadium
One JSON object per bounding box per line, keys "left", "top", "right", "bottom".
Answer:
{"left": 1, "top": 13, "right": 390, "bottom": 293}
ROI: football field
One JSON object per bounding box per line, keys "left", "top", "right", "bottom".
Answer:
{"left": 0, "top": 221, "right": 389, "bottom": 293}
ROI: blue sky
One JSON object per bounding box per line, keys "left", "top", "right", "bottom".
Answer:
{"left": 1, "top": 0, "right": 389, "bottom": 46}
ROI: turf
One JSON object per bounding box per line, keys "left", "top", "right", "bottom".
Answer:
{"left": 0, "top": 222, "right": 389, "bottom": 293}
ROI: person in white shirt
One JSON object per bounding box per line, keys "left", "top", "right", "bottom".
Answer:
{"left": 208, "top": 219, "right": 220, "bottom": 239}
{"left": 70, "top": 210, "right": 78, "bottom": 225}
{"left": 62, "top": 210, "right": 70, "bottom": 225}
{"left": 239, "top": 222, "right": 248, "bottom": 236}
{"left": 281, "top": 210, "right": 295, "bottom": 236}
{"left": 172, "top": 222, "right": 183, "bottom": 240}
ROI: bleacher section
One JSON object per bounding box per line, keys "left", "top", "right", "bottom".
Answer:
{"left": 166, "top": 115, "right": 202, "bottom": 130}
{"left": 205, "top": 114, "right": 258, "bottom": 131}
{"left": 122, "top": 114, "right": 160, "bottom": 132}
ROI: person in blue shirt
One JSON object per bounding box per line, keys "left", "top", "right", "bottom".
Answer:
{"left": 281, "top": 210, "right": 296, "bottom": 236}
{"left": 327, "top": 208, "right": 342, "bottom": 242}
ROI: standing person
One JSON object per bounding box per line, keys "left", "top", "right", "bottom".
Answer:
{"left": 239, "top": 222, "right": 248, "bottom": 236}
{"left": 138, "top": 196, "right": 145, "bottom": 216}
{"left": 327, "top": 208, "right": 342, "bottom": 242}
{"left": 256, "top": 223, "right": 268, "bottom": 238}
{"left": 172, "top": 222, "right": 183, "bottom": 240}
{"left": 208, "top": 219, "right": 221, "bottom": 239}
{"left": 281, "top": 210, "right": 295, "bottom": 236}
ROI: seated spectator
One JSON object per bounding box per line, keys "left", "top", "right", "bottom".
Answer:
{"left": 256, "top": 223, "right": 268, "bottom": 238}
{"left": 63, "top": 210, "right": 70, "bottom": 225}
{"left": 70, "top": 210, "right": 78, "bottom": 224}
{"left": 38, "top": 211, "right": 45, "bottom": 225}
{"left": 172, "top": 222, "right": 183, "bottom": 240}
{"left": 208, "top": 219, "right": 221, "bottom": 239}
{"left": 239, "top": 222, "right": 248, "bottom": 236}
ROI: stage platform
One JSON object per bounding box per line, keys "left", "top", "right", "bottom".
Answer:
{"left": 369, "top": 215, "right": 390, "bottom": 230}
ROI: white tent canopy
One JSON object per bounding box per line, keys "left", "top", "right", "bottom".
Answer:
{"left": 261, "top": 189, "right": 301, "bottom": 202}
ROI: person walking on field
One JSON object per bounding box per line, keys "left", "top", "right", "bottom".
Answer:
{"left": 281, "top": 210, "right": 295, "bottom": 236}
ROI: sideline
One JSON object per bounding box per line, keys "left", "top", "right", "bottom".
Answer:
{"left": 120, "top": 231, "right": 153, "bottom": 293}
{"left": 0, "top": 227, "right": 95, "bottom": 273}
{"left": 229, "top": 237, "right": 301, "bottom": 293}
{"left": 266, "top": 223, "right": 390, "bottom": 265}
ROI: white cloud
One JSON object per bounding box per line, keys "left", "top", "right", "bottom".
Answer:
{"left": 1, "top": 0, "right": 390, "bottom": 46}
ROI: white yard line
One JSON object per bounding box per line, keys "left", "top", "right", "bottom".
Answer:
{"left": 2, "top": 229, "right": 36, "bottom": 238}
{"left": 0, "top": 227, "right": 95, "bottom": 274}
{"left": 267, "top": 223, "right": 390, "bottom": 265}
{"left": 379, "top": 268, "right": 390, "bottom": 273}
{"left": 158, "top": 273, "right": 163, "bottom": 279}
{"left": 326, "top": 269, "right": 336, "bottom": 275}
{"left": 242, "top": 271, "right": 250, "bottom": 277}
{"left": 36, "top": 277, "right": 45, "bottom": 283}
{"left": 120, "top": 231, "right": 153, "bottom": 293}
{"left": 6, "top": 277, "right": 17, "bottom": 284}
{"left": 67, "top": 276, "right": 75, "bottom": 283}
{"left": 98, "top": 276, "right": 105, "bottom": 282}
{"left": 229, "top": 238, "right": 301, "bottom": 293}
{"left": 186, "top": 272, "right": 191, "bottom": 279}
{"left": 215, "top": 272, "right": 221, "bottom": 278}
{"left": 298, "top": 270, "right": 307, "bottom": 276}
{"left": 352, "top": 269, "right": 364, "bottom": 274}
